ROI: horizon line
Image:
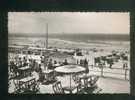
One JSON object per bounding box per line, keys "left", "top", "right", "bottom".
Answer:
{"left": 9, "top": 33, "right": 129, "bottom": 36}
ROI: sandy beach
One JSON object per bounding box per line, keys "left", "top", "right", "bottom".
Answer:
{"left": 8, "top": 36, "right": 130, "bottom": 94}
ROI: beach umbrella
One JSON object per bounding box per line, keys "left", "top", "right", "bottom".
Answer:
{"left": 54, "top": 65, "right": 85, "bottom": 88}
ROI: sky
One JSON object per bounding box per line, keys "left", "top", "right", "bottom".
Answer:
{"left": 8, "top": 12, "right": 130, "bottom": 35}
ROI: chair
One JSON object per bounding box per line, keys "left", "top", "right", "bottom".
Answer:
{"left": 52, "top": 81, "right": 65, "bottom": 94}
{"left": 77, "top": 76, "right": 89, "bottom": 93}
{"left": 30, "top": 79, "right": 40, "bottom": 92}
{"left": 72, "top": 74, "right": 80, "bottom": 84}
{"left": 88, "top": 75, "right": 99, "bottom": 87}
{"left": 77, "top": 75, "right": 101, "bottom": 94}
{"left": 34, "top": 81, "right": 40, "bottom": 93}
{"left": 21, "top": 79, "right": 39, "bottom": 94}
{"left": 39, "top": 72, "right": 44, "bottom": 82}
{"left": 13, "top": 79, "right": 23, "bottom": 93}
{"left": 87, "top": 75, "right": 102, "bottom": 94}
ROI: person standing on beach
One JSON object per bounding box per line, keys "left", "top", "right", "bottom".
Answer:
{"left": 94, "top": 57, "right": 100, "bottom": 67}
{"left": 108, "top": 58, "right": 113, "bottom": 69}
{"left": 122, "top": 55, "right": 128, "bottom": 69}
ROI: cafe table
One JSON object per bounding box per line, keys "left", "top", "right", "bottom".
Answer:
{"left": 19, "top": 76, "right": 35, "bottom": 83}
{"left": 43, "top": 69, "right": 55, "bottom": 82}
{"left": 18, "top": 66, "right": 31, "bottom": 77}
{"left": 54, "top": 65, "right": 85, "bottom": 94}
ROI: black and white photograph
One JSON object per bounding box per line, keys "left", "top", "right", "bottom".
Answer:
{"left": 8, "top": 12, "right": 130, "bottom": 94}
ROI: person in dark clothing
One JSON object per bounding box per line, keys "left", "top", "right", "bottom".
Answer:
{"left": 99, "top": 62, "right": 104, "bottom": 77}
{"left": 94, "top": 57, "right": 100, "bottom": 67}
{"left": 63, "top": 59, "right": 68, "bottom": 65}
{"left": 18, "top": 57, "right": 22, "bottom": 67}
{"left": 84, "top": 59, "right": 88, "bottom": 66}
{"left": 48, "top": 59, "right": 53, "bottom": 69}
{"left": 108, "top": 58, "right": 113, "bottom": 69}
{"left": 123, "top": 62, "right": 128, "bottom": 69}
{"left": 11, "top": 61, "right": 18, "bottom": 77}
{"left": 94, "top": 58, "right": 97, "bottom": 66}
{"left": 10, "top": 61, "right": 14, "bottom": 72}
{"left": 84, "top": 59, "right": 89, "bottom": 74}
{"left": 31, "top": 60, "right": 36, "bottom": 71}
{"left": 29, "top": 59, "right": 33, "bottom": 69}
{"left": 23, "top": 57, "right": 27, "bottom": 66}
{"left": 41, "top": 56, "right": 44, "bottom": 63}
{"left": 101, "top": 56, "right": 106, "bottom": 66}
{"left": 54, "top": 60, "right": 57, "bottom": 64}
{"left": 38, "top": 65, "right": 44, "bottom": 82}
{"left": 80, "top": 59, "right": 83, "bottom": 66}
{"left": 38, "top": 64, "right": 42, "bottom": 73}
{"left": 35, "top": 62, "right": 39, "bottom": 72}
{"left": 77, "top": 59, "right": 79, "bottom": 65}
{"left": 123, "top": 56, "right": 128, "bottom": 69}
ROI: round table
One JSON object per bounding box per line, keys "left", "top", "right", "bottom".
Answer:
{"left": 54, "top": 65, "right": 85, "bottom": 90}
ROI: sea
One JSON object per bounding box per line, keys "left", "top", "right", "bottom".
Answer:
{"left": 8, "top": 33, "right": 130, "bottom": 50}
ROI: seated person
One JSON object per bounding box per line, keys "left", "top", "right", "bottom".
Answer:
{"left": 54, "top": 60, "right": 57, "bottom": 64}
{"left": 35, "top": 62, "right": 40, "bottom": 72}
{"left": 80, "top": 59, "right": 84, "bottom": 66}
{"left": 23, "top": 57, "right": 28, "bottom": 66}
{"left": 18, "top": 57, "right": 22, "bottom": 67}
{"left": 58, "top": 61, "right": 63, "bottom": 66}
{"left": 48, "top": 59, "right": 53, "bottom": 69}
{"left": 53, "top": 60, "right": 58, "bottom": 68}
{"left": 63, "top": 59, "right": 68, "bottom": 65}
{"left": 40, "top": 56, "right": 44, "bottom": 63}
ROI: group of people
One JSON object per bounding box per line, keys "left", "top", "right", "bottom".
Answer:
{"left": 94, "top": 51, "right": 128, "bottom": 69}
{"left": 9, "top": 53, "right": 73, "bottom": 79}
{"left": 46, "top": 58, "right": 69, "bottom": 70}
{"left": 76, "top": 59, "right": 89, "bottom": 74}
{"left": 94, "top": 56, "right": 114, "bottom": 69}
{"left": 9, "top": 55, "right": 40, "bottom": 79}
{"left": 9, "top": 49, "right": 129, "bottom": 81}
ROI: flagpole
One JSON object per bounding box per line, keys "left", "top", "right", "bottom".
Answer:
{"left": 46, "top": 23, "right": 48, "bottom": 49}
{"left": 44, "top": 23, "right": 48, "bottom": 71}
